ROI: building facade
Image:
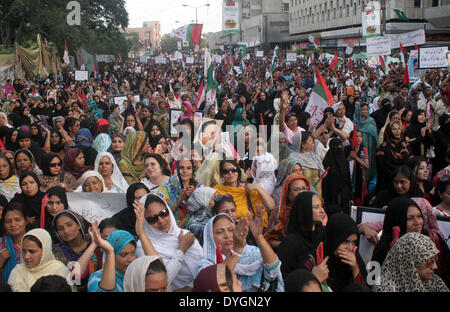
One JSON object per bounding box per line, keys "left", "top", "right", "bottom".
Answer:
{"left": 122, "top": 21, "right": 162, "bottom": 57}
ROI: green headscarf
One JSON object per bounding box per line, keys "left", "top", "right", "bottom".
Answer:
{"left": 232, "top": 108, "right": 248, "bottom": 127}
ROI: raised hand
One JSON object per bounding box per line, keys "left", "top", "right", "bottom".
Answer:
{"left": 312, "top": 256, "right": 329, "bottom": 283}
{"left": 248, "top": 204, "right": 264, "bottom": 239}
{"left": 233, "top": 218, "right": 249, "bottom": 250}
{"left": 178, "top": 231, "right": 195, "bottom": 254}
{"left": 133, "top": 199, "right": 147, "bottom": 237}
{"left": 91, "top": 220, "right": 114, "bottom": 253}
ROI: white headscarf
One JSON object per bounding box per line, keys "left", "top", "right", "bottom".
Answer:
{"left": 93, "top": 152, "right": 129, "bottom": 193}
{"left": 123, "top": 126, "right": 136, "bottom": 136}
{"left": 123, "top": 255, "right": 165, "bottom": 292}
{"left": 0, "top": 112, "right": 12, "bottom": 128}
{"left": 369, "top": 96, "right": 381, "bottom": 114}
{"left": 7, "top": 229, "right": 70, "bottom": 292}
{"left": 136, "top": 194, "right": 203, "bottom": 290}
{"left": 74, "top": 170, "right": 107, "bottom": 193}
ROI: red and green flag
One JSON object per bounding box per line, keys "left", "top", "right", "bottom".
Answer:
{"left": 171, "top": 24, "right": 203, "bottom": 46}
{"left": 379, "top": 56, "right": 388, "bottom": 74}
{"left": 329, "top": 52, "right": 339, "bottom": 70}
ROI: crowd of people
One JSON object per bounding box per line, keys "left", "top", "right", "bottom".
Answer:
{"left": 0, "top": 48, "right": 449, "bottom": 293}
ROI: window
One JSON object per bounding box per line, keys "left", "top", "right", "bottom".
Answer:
{"left": 414, "top": 0, "right": 421, "bottom": 8}
{"left": 432, "top": 0, "right": 439, "bottom": 6}
{"left": 283, "top": 3, "right": 289, "bottom": 11}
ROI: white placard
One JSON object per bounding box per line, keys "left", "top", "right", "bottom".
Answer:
{"left": 366, "top": 36, "right": 391, "bottom": 57}
{"left": 174, "top": 51, "right": 183, "bottom": 60}
{"left": 419, "top": 46, "right": 449, "bottom": 69}
{"left": 186, "top": 57, "right": 194, "bottom": 64}
{"left": 135, "top": 66, "right": 142, "bottom": 73}
{"left": 75, "top": 70, "right": 89, "bottom": 81}
{"left": 114, "top": 96, "right": 127, "bottom": 113}
{"left": 362, "top": 10, "right": 381, "bottom": 38}
{"left": 213, "top": 55, "right": 223, "bottom": 64}
{"left": 223, "top": 1, "right": 240, "bottom": 34}
{"left": 286, "top": 53, "right": 297, "bottom": 62}
{"left": 345, "top": 46, "right": 353, "bottom": 55}
{"left": 67, "top": 193, "right": 127, "bottom": 224}
{"left": 169, "top": 109, "right": 183, "bottom": 137}
{"left": 233, "top": 66, "right": 242, "bottom": 74}
{"left": 388, "top": 29, "right": 426, "bottom": 49}
{"left": 155, "top": 56, "right": 166, "bottom": 64}
{"left": 437, "top": 217, "right": 450, "bottom": 249}
{"left": 256, "top": 51, "right": 264, "bottom": 58}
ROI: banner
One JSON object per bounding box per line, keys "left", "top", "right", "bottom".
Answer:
{"left": 408, "top": 50, "right": 426, "bottom": 82}
{"left": 256, "top": 51, "right": 264, "bottom": 58}
{"left": 362, "top": 10, "right": 381, "bottom": 38}
{"left": 114, "top": 95, "right": 140, "bottom": 113}
{"left": 387, "top": 29, "right": 425, "bottom": 49}
{"left": 286, "top": 53, "right": 297, "bottom": 62}
{"left": 186, "top": 57, "right": 194, "bottom": 64}
{"left": 213, "top": 55, "right": 223, "bottom": 64}
{"left": 155, "top": 56, "right": 166, "bottom": 64}
{"left": 223, "top": 1, "right": 240, "bottom": 34}
{"left": 366, "top": 36, "right": 391, "bottom": 57}
{"left": 75, "top": 70, "right": 88, "bottom": 81}
{"left": 418, "top": 46, "right": 449, "bottom": 69}
{"left": 67, "top": 193, "right": 127, "bottom": 224}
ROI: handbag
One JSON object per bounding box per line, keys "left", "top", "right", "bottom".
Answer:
{"left": 257, "top": 270, "right": 278, "bottom": 292}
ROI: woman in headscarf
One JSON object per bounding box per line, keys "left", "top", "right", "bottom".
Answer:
{"left": 16, "top": 130, "right": 44, "bottom": 168}
{"left": 254, "top": 91, "right": 276, "bottom": 129}
{"left": 29, "top": 123, "right": 44, "bottom": 147}
{"left": 88, "top": 229, "right": 136, "bottom": 292}
{"left": 93, "top": 152, "right": 128, "bottom": 193}
{"left": 158, "top": 158, "right": 201, "bottom": 229}
{"left": 154, "top": 100, "right": 169, "bottom": 135}
{"left": 353, "top": 103, "right": 378, "bottom": 183}
{"left": 0, "top": 112, "right": 13, "bottom": 128}
{"left": 38, "top": 152, "right": 79, "bottom": 192}
{"left": 285, "top": 269, "right": 322, "bottom": 292}
{"left": 63, "top": 147, "right": 93, "bottom": 181}
{"left": 124, "top": 256, "right": 169, "bottom": 292}
{"left": 369, "top": 96, "right": 381, "bottom": 115}
{"left": 185, "top": 186, "right": 218, "bottom": 244}
{"left": 179, "top": 101, "right": 193, "bottom": 122}
{"left": 108, "top": 133, "right": 125, "bottom": 165}
{"left": 232, "top": 108, "right": 249, "bottom": 128}
{"left": 322, "top": 138, "right": 352, "bottom": 214}
{"left": 110, "top": 183, "right": 149, "bottom": 238}
{"left": 118, "top": 131, "right": 150, "bottom": 185}
{"left": 375, "top": 121, "right": 413, "bottom": 194}
{"left": 192, "top": 263, "right": 242, "bottom": 292}
{"left": 10, "top": 171, "right": 46, "bottom": 224}
{"left": 432, "top": 114, "right": 450, "bottom": 175}
{"left": 75, "top": 170, "right": 107, "bottom": 193}
{"left": 38, "top": 186, "right": 68, "bottom": 242}
{"left": 377, "top": 110, "right": 401, "bottom": 147}
{"left": 136, "top": 194, "right": 203, "bottom": 292}
{"left": 0, "top": 154, "right": 21, "bottom": 202}
{"left": 9, "top": 105, "right": 31, "bottom": 128}
{"left": 373, "top": 232, "right": 449, "bottom": 292}
{"left": 52, "top": 210, "right": 102, "bottom": 292}
{"left": 197, "top": 210, "right": 284, "bottom": 292}
{"left": 265, "top": 175, "right": 311, "bottom": 251}
{"left": 84, "top": 100, "right": 103, "bottom": 124}
{"left": 323, "top": 213, "right": 367, "bottom": 292}
{"left": 370, "top": 98, "right": 392, "bottom": 132}
{"left": 288, "top": 131, "right": 325, "bottom": 198}
{"left": 277, "top": 192, "right": 326, "bottom": 279}
{"left": 405, "top": 109, "right": 434, "bottom": 157}
{"left": 297, "top": 111, "right": 312, "bottom": 132}
{"left": 267, "top": 131, "right": 291, "bottom": 164}
{"left": 92, "top": 133, "right": 112, "bottom": 154}
{"left": 75, "top": 128, "right": 98, "bottom": 167}
{"left": 107, "top": 104, "right": 124, "bottom": 135}
{"left": 4, "top": 128, "right": 19, "bottom": 152}
{"left": 0, "top": 203, "right": 29, "bottom": 282}
{"left": 49, "top": 129, "right": 66, "bottom": 160}
{"left": 7, "top": 229, "right": 71, "bottom": 292}
{"left": 372, "top": 197, "right": 428, "bottom": 265}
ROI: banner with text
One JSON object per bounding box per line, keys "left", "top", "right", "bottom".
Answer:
{"left": 223, "top": 1, "right": 240, "bottom": 34}
{"left": 67, "top": 193, "right": 127, "bottom": 224}
{"left": 366, "top": 36, "right": 391, "bottom": 57}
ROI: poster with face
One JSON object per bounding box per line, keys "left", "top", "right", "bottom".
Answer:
{"left": 193, "top": 118, "right": 224, "bottom": 153}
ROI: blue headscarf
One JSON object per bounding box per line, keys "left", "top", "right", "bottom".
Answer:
{"left": 1, "top": 235, "right": 20, "bottom": 281}
{"left": 87, "top": 230, "right": 135, "bottom": 292}
{"left": 92, "top": 133, "right": 112, "bottom": 153}
{"left": 76, "top": 128, "right": 94, "bottom": 148}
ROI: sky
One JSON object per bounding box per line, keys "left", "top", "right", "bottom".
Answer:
{"left": 125, "top": 0, "right": 224, "bottom": 35}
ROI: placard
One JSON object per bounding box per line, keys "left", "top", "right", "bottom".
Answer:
{"left": 186, "top": 57, "right": 194, "bottom": 64}
{"left": 366, "top": 36, "right": 391, "bottom": 57}
{"left": 388, "top": 29, "right": 426, "bottom": 49}
{"left": 256, "top": 51, "right": 264, "bottom": 58}
{"left": 408, "top": 50, "right": 426, "bottom": 82}
{"left": 223, "top": 1, "right": 240, "bottom": 34}
{"left": 345, "top": 46, "right": 353, "bottom": 55}
{"left": 75, "top": 70, "right": 89, "bottom": 81}
{"left": 169, "top": 109, "right": 183, "bottom": 137}
{"left": 67, "top": 193, "right": 127, "bottom": 224}
{"left": 286, "top": 53, "right": 297, "bottom": 62}
{"left": 213, "top": 55, "right": 223, "bottom": 64}
{"left": 418, "top": 46, "right": 449, "bottom": 69}
{"left": 437, "top": 216, "right": 450, "bottom": 249}
{"left": 233, "top": 66, "right": 242, "bottom": 74}
{"left": 355, "top": 207, "right": 385, "bottom": 263}
{"left": 114, "top": 95, "right": 140, "bottom": 113}
{"left": 155, "top": 56, "right": 166, "bottom": 64}
{"left": 362, "top": 10, "right": 381, "bottom": 38}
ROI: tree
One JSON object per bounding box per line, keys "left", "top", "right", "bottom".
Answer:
{"left": 160, "top": 34, "right": 180, "bottom": 54}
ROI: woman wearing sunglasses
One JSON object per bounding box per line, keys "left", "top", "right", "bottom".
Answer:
{"left": 38, "top": 152, "right": 80, "bottom": 192}
{"left": 213, "top": 160, "right": 275, "bottom": 229}
{"left": 136, "top": 194, "right": 203, "bottom": 292}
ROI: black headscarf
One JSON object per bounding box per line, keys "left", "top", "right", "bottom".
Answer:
{"left": 297, "top": 112, "right": 311, "bottom": 130}
{"left": 10, "top": 171, "right": 46, "bottom": 220}
{"left": 50, "top": 129, "right": 65, "bottom": 153}
{"left": 284, "top": 269, "right": 321, "bottom": 292}
{"left": 16, "top": 130, "right": 43, "bottom": 167}
{"left": 278, "top": 192, "right": 325, "bottom": 278}
{"left": 372, "top": 197, "right": 426, "bottom": 265}
{"left": 150, "top": 134, "right": 164, "bottom": 150}
{"left": 324, "top": 213, "right": 367, "bottom": 292}
{"left": 405, "top": 109, "right": 426, "bottom": 140}
{"left": 30, "top": 123, "right": 45, "bottom": 147}
{"left": 317, "top": 107, "right": 335, "bottom": 128}
{"left": 110, "top": 182, "right": 150, "bottom": 239}
{"left": 4, "top": 128, "right": 19, "bottom": 152}
{"left": 41, "top": 186, "right": 69, "bottom": 242}
{"left": 41, "top": 152, "right": 61, "bottom": 176}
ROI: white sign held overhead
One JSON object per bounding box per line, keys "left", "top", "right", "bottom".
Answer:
{"left": 67, "top": 193, "right": 127, "bottom": 224}
{"left": 186, "top": 57, "right": 194, "bottom": 64}
{"left": 345, "top": 46, "right": 353, "bottom": 55}
{"left": 155, "top": 56, "right": 166, "bottom": 64}
{"left": 256, "top": 51, "right": 264, "bottom": 58}
{"left": 388, "top": 29, "right": 426, "bottom": 49}
{"left": 286, "top": 53, "right": 297, "bottom": 62}
{"left": 75, "top": 70, "right": 89, "bottom": 81}
{"left": 366, "top": 36, "right": 391, "bottom": 57}
{"left": 419, "top": 46, "right": 449, "bottom": 69}
{"left": 213, "top": 55, "right": 223, "bottom": 64}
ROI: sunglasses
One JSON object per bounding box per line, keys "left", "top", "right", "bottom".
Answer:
{"left": 145, "top": 208, "right": 169, "bottom": 224}
{"left": 222, "top": 167, "right": 239, "bottom": 175}
{"left": 214, "top": 194, "right": 233, "bottom": 203}
{"left": 49, "top": 162, "right": 62, "bottom": 168}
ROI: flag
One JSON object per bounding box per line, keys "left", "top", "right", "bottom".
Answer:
{"left": 204, "top": 50, "right": 218, "bottom": 108}
{"left": 241, "top": 59, "right": 246, "bottom": 73}
{"left": 63, "top": 40, "right": 70, "bottom": 65}
{"left": 379, "top": 55, "right": 388, "bottom": 74}
{"left": 195, "top": 81, "right": 205, "bottom": 110}
{"left": 393, "top": 8, "right": 409, "bottom": 21}
{"left": 270, "top": 45, "right": 279, "bottom": 79}
{"left": 349, "top": 59, "right": 354, "bottom": 72}
{"left": 225, "top": 54, "right": 231, "bottom": 72}
{"left": 309, "top": 36, "right": 320, "bottom": 50}
{"left": 118, "top": 55, "right": 122, "bottom": 63}
{"left": 170, "top": 24, "right": 203, "bottom": 46}
{"left": 238, "top": 43, "right": 247, "bottom": 57}
{"left": 329, "top": 52, "right": 339, "bottom": 70}
{"left": 403, "top": 65, "right": 409, "bottom": 85}
{"left": 304, "top": 67, "right": 335, "bottom": 128}
{"left": 352, "top": 123, "right": 357, "bottom": 149}
{"left": 399, "top": 43, "right": 406, "bottom": 54}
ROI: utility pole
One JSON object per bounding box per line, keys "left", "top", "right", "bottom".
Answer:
{"left": 380, "top": 0, "right": 386, "bottom": 35}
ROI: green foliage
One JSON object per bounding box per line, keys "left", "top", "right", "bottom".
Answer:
{"left": 160, "top": 34, "right": 180, "bottom": 54}
{"left": 0, "top": 0, "right": 129, "bottom": 56}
